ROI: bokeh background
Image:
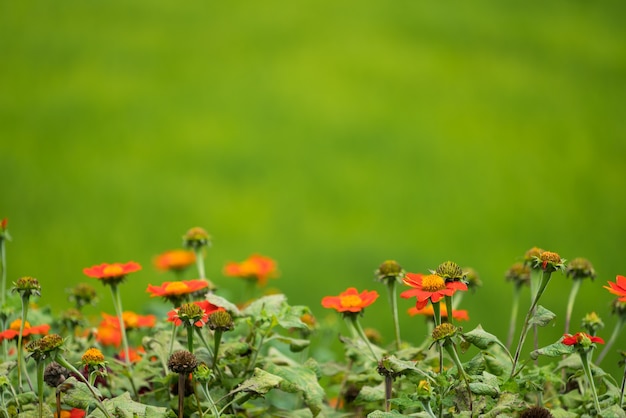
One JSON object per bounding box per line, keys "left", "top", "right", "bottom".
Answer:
{"left": 2, "top": 1, "right": 626, "bottom": 375}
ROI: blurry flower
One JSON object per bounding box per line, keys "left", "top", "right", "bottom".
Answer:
{"left": 435, "top": 261, "right": 465, "bottom": 282}
{"left": 604, "top": 275, "right": 626, "bottom": 302}
{"left": 67, "top": 283, "right": 98, "bottom": 309}
{"left": 0, "top": 218, "right": 7, "bottom": 231}
{"left": 44, "top": 362, "right": 68, "bottom": 387}
{"left": 431, "top": 323, "right": 457, "bottom": 342}
{"left": 96, "top": 312, "right": 155, "bottom": 347}
{"left": 119, "top": 347, "right": 144, "bottom": 363}
{"left": 183, "top": 227, "right": 211, "bottom": 249}
{"left": 375, "top": 260, "right": 405, "bottom": 285}
{"left": 55, "top": 409, "right": 86, "bottom": 418}
{"left": 565, "top": 258, "right": 596, "bottom": 281}
{"left": 12, "top": 276, "right": 41, "bottom": 298}
{"left": 146, "top": 279, "right": 209, "bottom": 306}
{"left": 462, "top": 267, "right": 482, "bottom": 291}
{"left": 168, "top": 350, "right": 198, "bottom": 374}
{"left": 60, "top": 308, "right": 84, "bottom": 329}
{"left": 153, "top": 250, "right": 196, "bottom": 272}
{"left": 83, "top": 262, "right": 141, "bottom": 287}
{"left": 524, "top": 247, "right": 544, "bottom": 266}
{"left": 26, "top": 334, "right": 64, "bottom": 361}
{"left": 321, "top": 287, "right": 379, "bottom": 313}
{"left": 562, "top": 332, "right": 604, "bottom": 348}
{"left": 408, "top": 304, "right": 469, "bottom": 322}
{"left": 223, "top": 254, "right": 278, "bottom": 287}
{"left": 363, "top": 328, "right": 382, "bottom": 345}
{"left": 0, "top": 319, "right": 50, "bottom": 342}
{"left": 505, "top": 262, "right": 531, "bottom": 288}
{"left": 581, "top": 312, "right": 604, "bottom": 335}
{"left": 400, "top": 273, "right": 467, "bottom": 310}
{"left": 168, "top": 300, "right": 223, "bottom": 328}
{"left": 207, "top": 310, "right": 234, "bottom": 332}
{"left": 611, "top": 299, "right": 626, "bottom": 318}
{"left": 0, "top": 218, "right": 10, "bottom": 240}
{"left": 519, "top": 406, "right": 553, "bottom": 418}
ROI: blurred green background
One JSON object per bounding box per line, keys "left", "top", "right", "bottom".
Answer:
{"left": 2, "top": 1, "right": 626, "bottom": 374}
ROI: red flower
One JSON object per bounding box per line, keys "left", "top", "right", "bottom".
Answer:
{"left": 55, "top": 409, "right": 86, "bottom": 418}
{"left": 562, "top": 332, "right": 604, "bottom": 346}
{"left": 119, "top": 346, "right": 145, "bottom": 363}
{"left": 83, "top": 262, "right": 141, "bottom": 285}
{"left": 223, "top": 254, "right": 278, "bottom": 286}
{"left": 153, "top": 250, "right": 196, "bottom": 272}
{"left": 408, "top": 304, "right": 469, "bottom": 321}
{"left": 604, "top": 275, "right": 626, "bottom": 302}
{"left": 147, "top": 280, "right": 208, "bottom": 299}
{"left": 0, "top": 319, "right": 50, "bottom": 342}
{"left": 400, "top": 273, "right": 467, "bottom": 310}
{"left": 167, "top": 300, "right": 224, "bottom": 327}
{"left": 321, "top": 287, "right": 379, "bottom": 313}
{"left": 1, "top": 218, "right": 7, "bottom": 230}
{"left": 96, "top": 312, "right": 155, "bottom": 347}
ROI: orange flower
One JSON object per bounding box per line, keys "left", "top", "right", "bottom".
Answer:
{"left": 146, "top": 279, "right": 209, "bottom": 305}
{"left": 83, "top": 261, "right": 141, "bottom": 285}
{"left": 604, "top": 275, "right": 626, "bottom": 302}
{"left": 96, "top": 312, "right": 155, "bottom": 347}
{"left": 321, "top": 287, "right": 379, "bottom": 313}
{"left": 119, "top": 346, "right": 145, "bottom": 363}
{"left": 408, "top": 304, "right": 469, "bottom": 321}
{"left": 0, "top": 319, "right": 50, "bottom": 342}
{"left": 562, "top": 332, "right": 604, "bottom": 346}
{"left": 223, "top": 254, "right": 278, "bottom": 286}
{"left": 400, "top": 273, "right": 467, "bottom": 310}
{"left": 153, "top": 250, "right": 196, "bottom": 272}
{"left": 55, "top": 409, "right": 86, "bottom": 418}
{"left": 1, "top": 218, "right": 7, "bottom": 230}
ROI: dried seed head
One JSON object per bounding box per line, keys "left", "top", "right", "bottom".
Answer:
{"left": 12, "top": 276, "right": 41, "bottom": 298}
{"left": 435, "top": 261, "right": 464, "bottom": 282}
{"left": 519, "top": 406, "right": 554, "bottom": 418}
{"left": 524, "top": 247, "right": 544, "bottom": 265}
{"left": 431, "top": 323, "right": 457, "bottom": 342}
{"left": 565, "top": 258, "right": 596, "bottom": 281}
{"left": 168, "top": 350, "right": 198, "bottom": 374}
{"left": 44, "top": 362, "right": 68, "bottom": 387}
{"left": 375, "top": 260, "right": 405, "bottom": 284}
{"left": 505, "top": 262, "right": 531, "bottom": 287}
{"left": 207, "top": 310, "right": 233, "bottom": 332}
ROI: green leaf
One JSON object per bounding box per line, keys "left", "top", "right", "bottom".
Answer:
{"left": 598, "top": 404, "right": 626, "bottom": 418}
{"left": 237, "top": 368, "right": 284, "bottom": 395}
{"left": 528, "top": 305, "right": 556, "bottom": 328}
{"left": 530, "top": 341, "right": 575, "bottom": 360}
{"left": 206, "top": 293, "right": 241, "bottom": 316}
{"left": 355, "top": 384, "right": 385, "bottom": 403}
{"left": 62, "top": 377, "right": 99, "bottom": 410}
{"left": 461, "top": 325, "right": 513, "bottom": 363}
{"left": 265, "top": 356, "right": 325, "bottom": 417}
{"left": 242, "top": 294, "right": 287, "bottom": 318}
{"left": 367, "top": 410, "right": 405, "bottom": 417}
{"left": 88, "top": 392, "right": 169, "bottom": 417}
{"left": 550, "top": 407, "right": 580, "bottom": 418}
{"left": 271, "top": 335, "right": 311, "bottom": 352}
{"left": 469, "top": 382, "right": 499, "bottom": 397}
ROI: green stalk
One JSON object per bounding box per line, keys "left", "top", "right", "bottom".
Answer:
{"left": 194, "top": 248, "right": 206, "bottom": 280}
{"left": 212, "top": 330, "right": 223, "bottom": 372}
{"left": 349, "top": 315, "right": 378, "bottom": 362}
{"left": 177, "top": 373, "right": 185, "bottom": 418}
{"left": 0, "top": 238, "right": 6, "bottom": 307}
{"left": 596, "top": 317, "right": 624, "bottom": 365}
{"left": 386, "top": 281, "right": 402, "bottom": 350}
{"left": 506, "top": 285, "right": 521, "bottom": 350}
{"left": 186, "top": 326, "right": 195, "bottom": 353}
{"left": 443, "top": 342, "right": 473, "bottom": 413}
{"left": 169, "top": 322, "right": 178, "bottom": 358}
{"left": 16, "top": 295, "right": 29, "bottom": 391}
{"left": 510, "top": 270, "right": 552, "bottom": 379}
{"left": 420, "top": 401, "right": 437, "bottom": 418}
{"left": 620, "top": 360, "right": 626, "bottom": 409}
{"left": 36, "top": 361, "right": 44, "bottom": 418}
{"left": 444, "top": 295, "right": 454, "bottom": 326}
{"left": 199, "top": 383, "right": 220, "bottom": 417}
{"left": 55, "top": 355, "right": 113, "bottom": 418}
{"left": 580, "top": 351, "right": 601, "bottom": 413}
{"left": 431, "top": 302, "right": 443, "bottom": 376}
{"left": 109, "top": 285, "right": 131, "bottom": 368}
{"left": 564, "top": 278, "right": 582, "bottom": 334}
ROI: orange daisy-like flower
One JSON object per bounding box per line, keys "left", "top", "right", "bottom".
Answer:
{"left": 223, "top": 254, "right": 278, "bottom": 287}
{"left": 55, "top": 409, "right": 86, "bottom": 418}
{"left": 119, "top": 346, "right": 145, "bottom": 363}
{"left": 400, "top": 273, "right": 468, "bottom": 310}
{"left": 0, "top": 319, "right": 50, "bottom": 342}
{"left": 153, "top": 250, "right": 196, "bottom": 272}
{"left": 408, "top": 304, "right": 469, "bottom": 321}
{"left": 604, "top": 275, "right": 626, "bottom": 302}
{"left": 562, "top": 332, "right": 604, "bottom": 346}
{"left": 83, "top": 261, "right": 142, "bottom": 286}
{"left": 96, "top": 312, "right": 156, "bottom": 347}
{"left": 146, "top": 279, "right": 209, "bottom": 306}
{"left": 321, "top": 287, "right": 379, "bottom": 313}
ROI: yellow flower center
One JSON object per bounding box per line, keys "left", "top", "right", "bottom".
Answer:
{"left": 164, "top": 281, "right": 189, "bottom": 295}
{"left": 540, "top": 251, "right": 561, "bottom": 264}
{"left": 421, "top": 274, "right": 446, "bottom": 292}
{"left": 82, "top": 347, "right": 105, "bottom": 364}
{"left": 340, "top": 295, "right": 363, "bottom": 308}
{"left": 103, "top": 264, "right": 124, "bottom": 276}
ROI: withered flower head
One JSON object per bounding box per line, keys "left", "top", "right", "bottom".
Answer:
{"left": 12, "top": 276, "right": 41, "bottom": 298}
{"left": 207, "top": 310, "right": 233, "bottom": 332}
{"left": 565, "top": 258, "right": 596, "bottom": 281}
{"left": 68, "top": 283, "right": 98, "bottom": 308}
{"left": 168, "top": 350, "right": 199, "bottom": 374}
{"left": 432, "top": 323, "right": 457, "bottom": 342}
{"left": 505, "top": 262, "right": 531, "bottom": 288}
{"left": 44, "top": 362, "right": 68, "bottom": 387}
{"left": 435, "top": 261, "right": 465, "bottom": 282}
{"left": 375, "top": 260, "right": 405, "bottom": 284}
{"left": 524, "top": 247, "right": 544, "bottom": 266}
{"left": 183, "top": 227, "right": 211, "bottom": 249}
{"left": 519, "top": 406, "right": 553, "bottom": 418}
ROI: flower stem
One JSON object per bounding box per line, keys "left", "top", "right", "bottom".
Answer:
{"left": 186, "top": 326, "right": 195, "bottom": 353}
{"left": 506, "top": 285, "right": 521, "bottom": 350}
{"left": 444, "top": 295, "right": 454, "bottom": 326}
{"left": 564, "top": 278, "right": 582, "bottom": 335}
{"left": 596, "top": 317, "right": 623, "bottom": 365}
{"left": 212, "top": 330, "right": 223, "bottom": 372}
{"left": 620, "top": 360, "right": 626, "bottom": 409}
{"left": 0, "top": 238, "right": 6, "bottom": 307}
{"left": 36, "top": 361, "right": 44, "bottom": 418}
{"left": 443, "top": 342, "right": 473, "bottom": 413}
{"left": 386, "top": 281, "right": 402, "bottom": 350}
{"left": 177, "top": 373, "right": 185, "bottom": 418}
{"left": 421, "top": 401, "right": 437, "bottom": 418}
{"left": 510, "top": 270, "right": 552, "bottom": 379}
{"left": 580, "top": 351, "right": 601, "bottom": 413}
{"left": 16, "top": 295, "right": 30, "bottom": 391}
{"left": 109, "top": 285, "right": 131, "bottom": 368}
{"left": 349, "top": 315, "right": 378, "bottom": 362}
{"left": 194, "top": 248, "right": 206, "bottom": 280}
{"left": 200, "top": 383, "right": 220, "bottom": 417}
{"left": 55, "top": 355, "right": 113, "bottom": 418}
{"left": 169, "top": 322, "right": 178, "bottom": 358}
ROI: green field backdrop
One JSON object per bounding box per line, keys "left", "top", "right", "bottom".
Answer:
{"left": 2, "top": 1, "right": 626, "bottom": 376}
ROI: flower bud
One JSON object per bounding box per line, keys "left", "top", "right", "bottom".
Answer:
{"left": 168, "top": 350, "right": 198, "bottom": 374}
{"left": 12, "top": 276, "right": 41, "bottom": 298}
{"left": 183, "top": 227, "right": 211, "bottom": 249}
{"left": 435, "top": 261, "right": 464, "bottom": 282}
{"left": 432, "top": 323, "right": 457, "bottom": 342}
{"left": 565, "top": 258, "right": 596, "bottom": 281}
{"left": 207, "top": 310, "right": 233, "bottom": 332}
{"left": 375, "top": 260, "right": 405, "bottom": 285}
{"left": 505, "top": 262, "right": 531, "bottom": 288}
